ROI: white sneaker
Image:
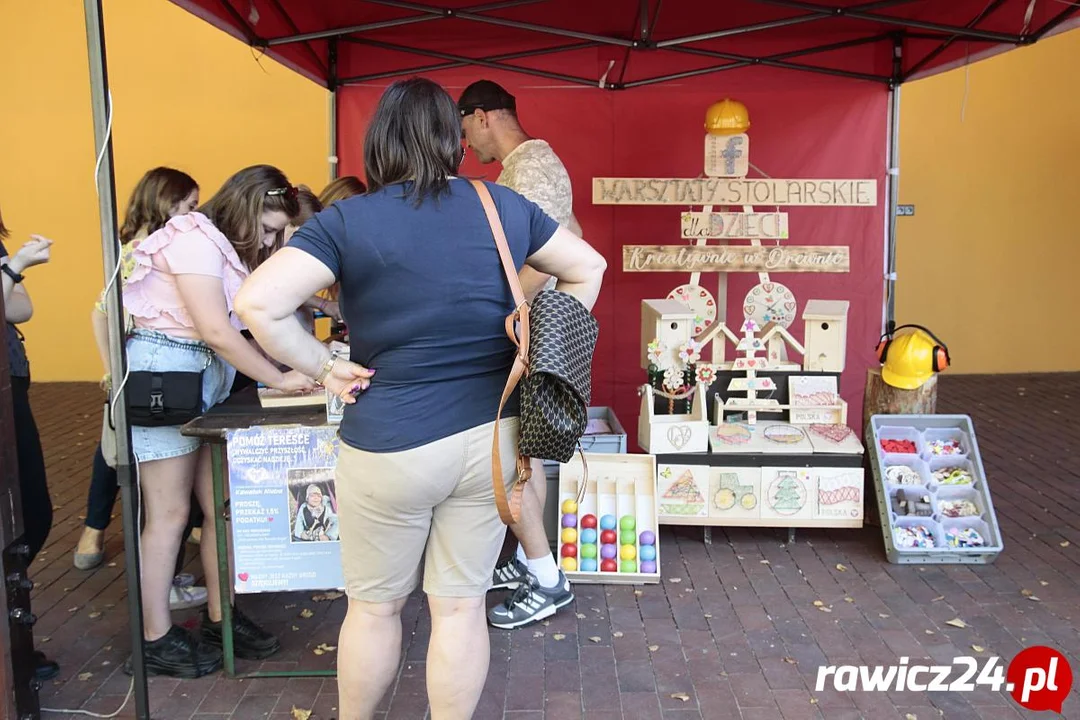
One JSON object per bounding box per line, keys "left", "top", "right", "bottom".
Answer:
{"left": 169, "top": 585, "right": 208, "bottom": 611}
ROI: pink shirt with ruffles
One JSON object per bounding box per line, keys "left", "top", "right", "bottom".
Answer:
{"left": 123, "top": 212, "right": 249, "bottom": 337}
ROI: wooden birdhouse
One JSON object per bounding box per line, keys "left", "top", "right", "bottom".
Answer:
{"left": 802, "top": 300, "right": 849, "bottom": 372}
{"left": 641, "top": 299, "right": 696, "bottom": 370}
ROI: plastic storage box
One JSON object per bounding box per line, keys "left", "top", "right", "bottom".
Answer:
{"left": 868, "top": 414, "right": 1003, "bottom": 564}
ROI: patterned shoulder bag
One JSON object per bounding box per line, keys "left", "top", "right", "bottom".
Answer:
{"left": 470, "top": 180, "right": 599, "bottom": 525}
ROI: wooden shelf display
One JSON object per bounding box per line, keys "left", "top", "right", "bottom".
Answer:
{"left": 657, "top": 461, "right": 864, "bottom": 528}
{"left": 557, "top": 454, "right": 661, "bottom": 584}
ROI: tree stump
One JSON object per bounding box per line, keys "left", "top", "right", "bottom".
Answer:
{"left": 862, "top": 368, "right": 937, "bottom": 422}
{"left": 862, "top": 368, "right": 938, "bottom": 526}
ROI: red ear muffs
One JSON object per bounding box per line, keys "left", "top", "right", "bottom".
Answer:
{"left": 876, "top": 324, "right": 950, "bottom": 371}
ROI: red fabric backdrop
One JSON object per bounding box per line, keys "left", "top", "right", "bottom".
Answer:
{"left": 337, "top": 71, "right": 887, "bottom": 446}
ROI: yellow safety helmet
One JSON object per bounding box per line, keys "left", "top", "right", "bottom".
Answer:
{"left": 876, "top": 324, "right": 951, "bottom": 390}
{"left": 705, "top": 99, "right": 750, "bottom": 135}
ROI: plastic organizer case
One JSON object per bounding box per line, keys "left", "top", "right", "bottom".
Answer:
{"left": 868, "top": 414, "right": 1003, "bottom": 564}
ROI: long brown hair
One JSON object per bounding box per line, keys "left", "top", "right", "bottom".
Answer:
{"left": 318, "top": 176, "right": 366, "bottom": 207}
{"left": 119, "top": 167, "right": 198, "bottom": 243}
{"left": 0, "top": 203, "right": 8, "bottom": 241}
{"left": 198, "top": 165, "right": 299, "bottom": 270}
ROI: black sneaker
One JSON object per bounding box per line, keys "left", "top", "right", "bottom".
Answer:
{"left": 122, "top": 625, "right": 222, "bottom": 679}
{"left": 487, "top": 571, "right": 574, "bottom": 629}
{"left": 201, "top": 607, "right": 280, "bottom": 660}
{"left": 490, "top": 557, "right": 529, "bottom": 591}
{"left": 33, "top": 651, "right": 59, "bottom": 682}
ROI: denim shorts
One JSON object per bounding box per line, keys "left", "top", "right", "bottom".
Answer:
{"left": 126, "top": 329, "right": 235, "bottom": 463}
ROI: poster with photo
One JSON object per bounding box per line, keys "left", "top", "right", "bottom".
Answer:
{"left": 226, "top": 425, "right": 344, "bottom": 594}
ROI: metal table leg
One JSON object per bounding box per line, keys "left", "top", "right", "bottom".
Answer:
{"left": 211, "top": 444, "right": 235, "bottom": 677}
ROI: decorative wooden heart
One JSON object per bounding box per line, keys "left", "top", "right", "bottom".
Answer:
{"left": 784, "top": 301, "right": 796, "bottom": 311}
{"left": 743, "top": 304, "right": 756, "bottom": 317}
{"left": 763, "top": 282, "right": 775, "bottom": 293}
{"left": 667, "top": 424, "right": 692, "bottom": 450}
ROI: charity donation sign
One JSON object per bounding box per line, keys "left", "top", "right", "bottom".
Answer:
{"left": 226, "top": 425, "right": 344, "bottom": 593}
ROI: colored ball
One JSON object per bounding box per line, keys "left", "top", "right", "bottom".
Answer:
{"left": 580, "top": 528, "right": 598, "bottom": 544}
{"left": 639, "top": 545, "right": 657, "bottom": 562}
{"left": 600, "top": 544, "right": 618, "bottom": 560}
{"left": 640, "top": 560, "right": 657, "bottom": 573}
{"left": 580, "top": 543, "right": 598, "bottom": 559}
{"left": 581, "top": 514, "right": 598, "bottom": 529}
{"left": 620, "top": 545, "right": 637, "bottom": 561}
{"left": 560, "top": 543, "right": 577, "bottom": 558}
{"left": 620, "top": 559, "right": 637, "bottom": 573}
{"left": 600, "top": 514, "right": 617, "bottom": 530}
{"left": 639, "top": 530, "right": 656, "bottom": 546}
{"left": 620, "top": 529, "right": 637, "bottom": 546}
{"left": 600, "top": 559, "right": 618, "bottom": 572}
{"left": 600, "top": 529, "right": 618, "bottom": 545}
{"left": 561, "top": 556, "right": 577, "bottom": 572}
{"left": 580, "top": 558, "right": 598, "bottom": 572}
{"left": 561, "top": 513, "right": 577, "bottom": 528}
{"left": 561, "top": 499, "right": 578, "bottom": 514}
{"left": 561, "top": 527, "right": 577, "bottom": 544}
{"left": 620, "top": 515, "right": 636, "bottom": 531}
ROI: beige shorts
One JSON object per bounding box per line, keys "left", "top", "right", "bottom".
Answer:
{"left": 335, "top": 418, "right": 519, "bottom": 602}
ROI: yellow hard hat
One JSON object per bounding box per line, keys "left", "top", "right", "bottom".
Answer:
{"left": 705, "top": 99, "right": 750, "bottom": 135}
{"left": 877, "top": 325, "right": 950, "bottom": 390}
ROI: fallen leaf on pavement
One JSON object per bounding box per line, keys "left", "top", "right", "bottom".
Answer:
{"left": 589, "top": 636, "right": 602, "bottom": 643}
{"left": 813, "top": 600, "right": 825, "bottom": 607}
{"left": 634, "top": 590, "right": 644, "bottom": 597}
{"left": 669, "top": 578, "right": 682, "bottom": 583}
{"left": 945, "top": 619, "right": 968, "bottom": 628}
{"left": 78, "top": 673, "right": 93, "bottom": 682}
{"left": 1021, "top": 589, "right": 1034, "bottom": 597}
{"left": 88, "top": 612, "right": 101, "bottom": 619}
{"left": 844, "top": 597, "right": 854, "bottom": 603}
{"left": 649, "top": 645, "right": 660, "bottom": 652}
{"left": 670, "top": 692, "right": 690, "bottom": 702}
{"left": 879, "top": 614, "right": 890, "bottom": 619}
{"left": 972, "top": 645, "right": 985, "bottom": 653}
{"left": 760, "top": 560, "right": 770, "bottom": 565}
{"left": 299, "top": 608, "right": 314, "bottom": 619}
{"left": 613, "top": 631, "right": 624, "bottom": 638}
{"left": 1039, "top": 581, "right": 1049, "bottom": 586}
{"left": 703, "top": 613, "right": 712, "bottom": 619}
{"left": 291, "top": 707, "right": 312, "bottom": 720}
{"left": 553, "top": 634, "right": 566, "bottom": 641}
{"left": 312, "top": 591, "right": 344, "bottom": 602}
{"left": 931, "top": 596, "right": 945, "bottom": 602}
{"left": 576, "top": 613, "right": 586, "bottom": 619}
{"left": 782, "top": 657, "right": 796, "bottom": 664}
{"left": 1060, "top": 541, "right": 1070, "bottom": 548}
{"left": 835, "top": 564, "right": 848, "bottom": 572}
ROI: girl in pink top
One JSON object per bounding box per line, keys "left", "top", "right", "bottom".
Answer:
{"left": 121, "top": 165, "right": 314, "bottom": 678}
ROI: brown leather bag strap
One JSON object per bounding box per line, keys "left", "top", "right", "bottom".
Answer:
{"left": 470, "top": 179, "right": 531, "bottom": 525}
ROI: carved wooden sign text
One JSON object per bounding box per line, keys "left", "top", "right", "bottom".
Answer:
{"left": 594, "top": 178, "right": 877, "bottom": 206}
{"left": 623, "top": 245, "right": 850, "bottom": 273}
{"left": 680, "top": 211, "right": 789, "bottom": 240}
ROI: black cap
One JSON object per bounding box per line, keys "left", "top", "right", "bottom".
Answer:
{"left": 458, "top": 80, "right": 516, "bottom": 116}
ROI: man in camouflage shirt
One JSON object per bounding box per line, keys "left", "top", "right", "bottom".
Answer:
{"left": 460, "top": 79, "right": 582, "bottom": 628}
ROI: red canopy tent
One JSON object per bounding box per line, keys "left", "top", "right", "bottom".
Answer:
{"left": 77, "top": 3, "right": 1076, "bottom": 718}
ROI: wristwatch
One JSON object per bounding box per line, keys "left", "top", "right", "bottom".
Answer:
{"left": 1, "top": 264, "right": 23, "bottom": 284}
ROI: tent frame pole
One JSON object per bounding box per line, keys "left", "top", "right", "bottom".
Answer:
{"left": 884, "top": 34, "right": 902, "bottom": 330}
{"left": 328, "top": 38, "right": 339, "bottom": 182}
{"left": 82, "top": 1, "right": 151, "bottom": 718}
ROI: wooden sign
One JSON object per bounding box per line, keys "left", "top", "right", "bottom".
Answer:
{"left": 680, "top": 211, "right": 788, "bottom": 240}
{"left": 624, "top": 245, "right": 850, "bottom": 273}
{"left": 705, "top": 134, "right": 749, "bottom": 178}
{"left": 593, "top": 177, "right": 877, "bottom": 206}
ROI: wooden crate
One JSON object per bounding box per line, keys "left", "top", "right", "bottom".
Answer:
{"left": 639, "top": 383, "right": 709, "bottom": 453}
{"left": 558, "top": 454, "right": 660, "bottom": 585}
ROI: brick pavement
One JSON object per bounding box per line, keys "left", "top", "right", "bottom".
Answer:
{"left": 22, "top": 375, "right": 1080, "bottom": 719}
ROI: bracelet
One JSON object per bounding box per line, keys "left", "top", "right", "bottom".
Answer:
{"left": 314, "top": 355, "right": 337, "bottom": 385}
{"left": 1, "top": 263, "right": 24, "bottom": 284}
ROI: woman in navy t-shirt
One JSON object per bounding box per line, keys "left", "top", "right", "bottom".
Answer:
{"left": 235, "top": 77, "right": 605, "bottom": 718}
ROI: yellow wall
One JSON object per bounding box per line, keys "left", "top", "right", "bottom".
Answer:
{"left": 0, "top": 0, "right": 328, "bottom": 382}
{"left": 897, "top": 28, "right": 1080, "bottom": 374}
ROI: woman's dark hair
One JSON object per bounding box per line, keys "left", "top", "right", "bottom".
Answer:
{"left": 364, "top": 78, "right": 462, "bottom": 203}
{"left": 0, "top": 203, "right": 8, "bottom": 240}
{"left": 119, "top": 167, "right": 198, "bottom": 243}
{"left": 198, "top": 165, "right": 299, "bottom": 270}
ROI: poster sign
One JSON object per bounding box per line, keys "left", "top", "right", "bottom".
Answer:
{"left": 226, "top": 425, "right": 343, "bottom": 594}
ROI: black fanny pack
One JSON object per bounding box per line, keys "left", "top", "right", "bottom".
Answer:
{"left": 126, "top": 342, "right": 214, "bottom": 427}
